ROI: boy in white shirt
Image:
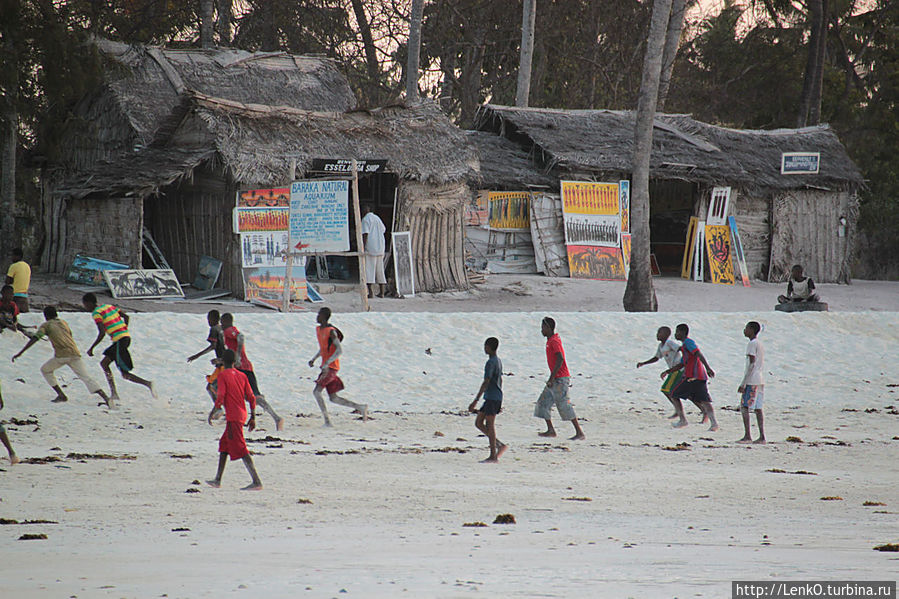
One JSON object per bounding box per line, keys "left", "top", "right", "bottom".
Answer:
{"left": 637, "top": 326, "right": 687, "bottom": 428}
{"left": 736, "top": 321, "right": 765, "bottom": 444}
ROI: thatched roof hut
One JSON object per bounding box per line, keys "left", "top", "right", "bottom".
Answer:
{"left": 475, "top": 104, "right": 864, "bottom": 283}
{"left": 44, "top": 40, "right": 358, "bottom": 274}
{"left": 52, "top": 92, "right": 477, "bottom": 295}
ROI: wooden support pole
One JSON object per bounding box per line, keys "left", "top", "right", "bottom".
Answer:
{"left": 282, "top": 159, "right": 297, "bottom": 313}
{"left": 352, "top": 160, "right": 370, "bottom": 312}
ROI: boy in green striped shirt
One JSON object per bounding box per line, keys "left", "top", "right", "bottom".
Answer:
{"left": 82, "top": 293, "right": 156, "bottom": 401}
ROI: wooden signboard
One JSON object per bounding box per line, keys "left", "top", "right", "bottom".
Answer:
{"left": 392, "top": 231, "right": 416, "bottom": 297}
{"left": 728, "top": 216, "right": 751, "bottom": 287}
{"left": 103, "top": 269, "right": 184, "bottom": 299}
{"left": 681, "top": 217, "right": 698, "bottom": 279}
{"left": 704, "top": 224, "right": 735, "bottom": 285}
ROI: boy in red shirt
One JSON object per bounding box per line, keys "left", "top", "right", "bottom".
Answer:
{"left": 220, "top": 313, "right": 284, "bottom": 431}
{"left": 307, "top": 307, "right": 368, "bottom": 426}
{"left": 206, "top": 350, "right": 262, "bottom": 490}
{"left": 534, "top": 317, "right": 585, "bottom": 440}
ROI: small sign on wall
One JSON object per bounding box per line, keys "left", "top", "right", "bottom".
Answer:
{"left": 781, "top": 152, "right": 820, "bottom": 174}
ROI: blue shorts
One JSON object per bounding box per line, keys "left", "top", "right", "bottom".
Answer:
{"left": 741, "top": 385, "right": 764, "bottom": 410}
{"left": 672, "top": 378, "right": 711, "bottom": 403}
{"left": 479, "top": 399, "right": 502, "bottom": 416}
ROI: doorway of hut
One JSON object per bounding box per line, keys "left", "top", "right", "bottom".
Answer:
{"left": 649, "top": 180, "right": 697, "bottom": 275}
{"left": 305, "top": 171, "right": 399, "bottom": 285}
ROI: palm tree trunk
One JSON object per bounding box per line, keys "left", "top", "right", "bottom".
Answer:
{"left": 0, "top": 108, "right": 15, "bottom": 257}
{"left": 516, "top": 0, "right": 536, "bottom": 107}
{"left": 797, "top": 0, "right": 826, "bottom": 126}
{"left": 406, "top": 0, "right": 424, "bottom": 102}
{"left": 656, "top": 0, "right": 686, "bottom": 112}
{"left": 200, "top": 0, "right": 214, "bottom": 48}
{"left": 217, "top": 0, "right": 232, "bottom": 45}
{"left": 624, "top": 0, "right": 673, "bottom": 312}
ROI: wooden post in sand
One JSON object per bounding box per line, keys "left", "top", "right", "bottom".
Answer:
{"left": 282, "top": 159, "right": 297, "bottom": 313}
{"left": 352, "top": 160, "right": 371, "bottom": 312}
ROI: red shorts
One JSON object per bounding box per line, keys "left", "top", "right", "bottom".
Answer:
{"left": 315, "top": 368, "right": 345, "bottom": 395}
{"left": 219, "top": 421, "right": 249, "bottom": 460}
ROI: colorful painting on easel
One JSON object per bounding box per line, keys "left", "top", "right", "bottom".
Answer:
{"left": 620, "top": 233, "right": 632, "bottom": 272}
{"left": 567, "top": 245, "right": 626, "bottom": 280}
{"left": 704, "top": 224, "right": 735, "bottom": 284}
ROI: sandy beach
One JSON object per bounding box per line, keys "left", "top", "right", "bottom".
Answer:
{"left": 1, "top": 279, "right": 898, "bottom": 598}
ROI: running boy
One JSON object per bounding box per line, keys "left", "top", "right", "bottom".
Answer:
{"left": 534, "top": 317, "right": 585, "bottom": 440}
{"left": 636, "top": 326, "right": 687, "bottom": 427}
{"left": 12, "top": 306, "right": 114, "bottom": 407}
{"left": 206, "top": 350, "right": 262, "bottom": 490}
{"left": 187, "top": 310, "right": 225, "bottom": 411}
{"left": 736, "top": 321, "right": 766, "bottom": 444}
{"left": 220, "top": 313, "right": 283, "bottom": 430}
{"left": 662, "top": 323, "right": 719, "bottom": 432}
{"left": 0, "top": 381, "right": 19, "bottom": 465}
{"left": 307, "top": 307, "right": 368, "bottom": 426}
{"left": 468, "top": 337, "right": 507, "bottom": 463}
{"left": 82, "top": 293, "right": 156, "bottom": 401}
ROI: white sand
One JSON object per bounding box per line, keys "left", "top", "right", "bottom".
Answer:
{"left": 1, "top": 296, "right": 898, "bottom": 597}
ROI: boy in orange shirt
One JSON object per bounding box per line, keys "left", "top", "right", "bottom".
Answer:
{"left": 206, "top": 350, "right": 262, "bottom": 490}
{"left": 307, "top": 307, "right": 368, "bottom": 426}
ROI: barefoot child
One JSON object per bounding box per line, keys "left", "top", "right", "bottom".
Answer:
{"left": 206, "top": 350, "right": 262, "bottom": 490}
{"left": 308, "top": 307, "right": 368, "bottom": 426}
{"left": 0, "top": 285, "right": 32, "bottom": 336}
{"left": 662, "top": 323, "right": 718, "bottom": 432}
{"left": 636, "top": 326, "right": 687, "bottom": 427}
{"left": 82, "top": 293, "right": 156, "bottom": 401}
{"left": 534, "top": 317, "right": 586, "bottom": 440}
{"left": 736, "top": 321, "right": 766, "bottom": 444}
{"left": 187, "top": 310, "right": 225, "bottom": 416}
{"left": 221, "top": 313, "right": 284, "bottom": 431}
{"left": 12, "top": 306, "right": 113, "bottom": 407}
{"left": 468, "top": 337, "right": 507, "bottom": 463}
{"left": 0, "top": 380, "right": 19, "bottom": 465}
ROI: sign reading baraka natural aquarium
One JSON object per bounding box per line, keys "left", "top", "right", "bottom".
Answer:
{"left": 310, "top": 158, "right": 387, "bottom": 174}
{"left": 289, "top": 179, "right": 350, "bottom": 253}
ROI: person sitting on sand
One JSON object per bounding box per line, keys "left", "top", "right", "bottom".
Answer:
{"left": 778, "top": 265, "right": 819, "bottom": 303}
{"left": 662, "top": 324, "right": 719, "bottom": 432}
{"left": 307, "top": 307, "right": 368, "bottom": 426}
{"left": 469, "top": 336, "right": 508, "bottom": 463}
{"left": 0, "top": 284, "right": 32, "bottom": 337}
{"left": 0, "top": 380, "right": 19, "bottom": 465}
{"left": 636, "top": 326, "right": 687, "bottom": 428}
{"left": 206, "top": 349, "right": 262, "bottom": 491}
{"left": 12, "top": 306, "right": 114, "bottom": 408}
{"left": 534, "top": 317, "right": 586, "bottom": 441}
{"left": 736, "top": 321, "right": 766, "bottom": 445}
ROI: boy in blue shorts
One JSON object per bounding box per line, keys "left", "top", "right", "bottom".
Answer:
{"left": 469, "top": 337, "right": 507, "bottom": 463}
{"left": 636, "top": 326, "right": 687, "bottom": 428}
{"left": 736, "top": 321, "right": 766, "bottom": 444}
{"left": 662, "top": 323, "right": 719, "bottom": 432}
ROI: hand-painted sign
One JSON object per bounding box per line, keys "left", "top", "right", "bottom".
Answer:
{"left": 619, "top": 180, "right": 630, "bottom": 234}
{"left": 781, "top": 152, "right": 820, "bottom": 174}
{"left": 289, "top": 179, "right": 350, "bottom": 253}
{"left": 310, "top": 159, "right": 387, "bottom": 174}
{"left": 704, "top": 224, "right": 735, "bottom": 284}
{"left": 488, "top": 191, "right": 530, "bottom": 230}
{"left": 233, "top": 207, "right": 288, "bottom": 233}
{"left": 237, "top": 187, "right": 290, "bottom": 208}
